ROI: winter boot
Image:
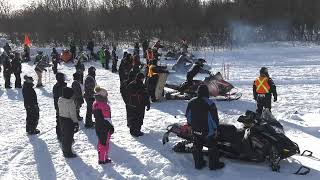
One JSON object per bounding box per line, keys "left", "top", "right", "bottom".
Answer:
{"left": 64, "top": 152, "right": 77, "bottom": 158}
{"left": 208, "top": 148, "right": 225, "bottom": 170}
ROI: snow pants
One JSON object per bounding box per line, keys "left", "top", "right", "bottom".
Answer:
{"left": 256, "top": 94, "right": 272, "bottom": 115}
{"left": 14, "top": 72, "right": 21, "bottom": 88}
{"left": 97, "top": 132, "right": 111, "bottom": 162}
{"left": 3, "top": 71, "right": 11, "bottom": 88}
{"left": 85, "top": 97, "right": 95, "bottom": 126}
{"left": 26, "top": 105, "right": 39, "bottom": 133}
{"left": 127, "top": 106, "right": 145, "bottom": 135}
{"left": 60, "top": 117, "right": 75, "bottom": 155}
{"left": 193, "top": 135, "right": 219, "bottom": 169}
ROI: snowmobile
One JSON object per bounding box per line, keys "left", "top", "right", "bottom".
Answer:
{"left": 162, "top": 109, "right": 312, "bottom": 175}
{"left": 165, "top": 72, "right": 242, "bottom": 101}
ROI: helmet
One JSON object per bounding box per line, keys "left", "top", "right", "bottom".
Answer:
{"left": 196, "top": 58, "right": 206, "bottom": 65}
{"left": 260, "top": 67, "right": 269, "bottom": 77}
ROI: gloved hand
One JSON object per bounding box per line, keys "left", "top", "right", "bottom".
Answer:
{"left": 146, "top": 105, "right": 150, "bottom": 111}
{"left": 73, "top": 123, "right": 79, "bottom": 133}
{"left": 274, "top": 96, "right": 277, "bottom": 102}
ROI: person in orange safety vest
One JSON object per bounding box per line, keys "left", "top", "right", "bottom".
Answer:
{"left": 253, "top": 67, "right": 277, "bottom": 115}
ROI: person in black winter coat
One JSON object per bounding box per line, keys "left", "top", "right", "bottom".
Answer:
{"left": 22, "top": 75, "right": 40, "bottom": 135}
{"left": 72, "top": 73, "right": 84, "bottom": 121}
{"left": 111, "top": 46, "right": 118, "bottom": 73}
{"left": 118, "top": 53, "right": 133, "bottom": 84}
{"left": 2, "top": 53, "right": 12, "bottom": 88}
{"left": 74, "top": 59, "right": 85, "bottom": 84}
{"left": 51, "top": 48, "right": 60, "bottom": 74}
{"left": 70, "top": 41, "right": 76, "bottom": 60}
{"left": 125, "top": 73, "right": 150, "bottom": 137}
{"left": 142, "top": 40, "right": 149, "bottom": 58}
{"left": 253, "top": 67, "right": 277, "bottom": 115}
{"left": 11, "top": 52, "right": 22, "bottom": 88}
{"left": 104, "top": 46, "right": 111, "bottom": 70}
{"left": 23, "top": 44, "right": 31, "bottom": 62}
{"left": 53, "top": 73, "right": 67, "bottom": 141}
{"left": 186, "top": 84, "right": 225, "bottom": 170}
{"left": 84, "top": 66, "right": 97, "bottom": 128}
{"left": 87, "top": 40, "right": 94, "bottom": 57}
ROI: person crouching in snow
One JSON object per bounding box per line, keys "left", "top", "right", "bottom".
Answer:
{"left": 22, "top": 75, "right": 40, "bottom": 135}
{"left": 93, "top": 87, "right": 114, "bottom": 164}
{"left": 58, "top": 87, "right": 79, "bottom": 158}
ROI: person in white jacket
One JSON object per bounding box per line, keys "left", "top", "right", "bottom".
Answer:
{"left": 58, "top": 87, "right": 79, "bottom": 158}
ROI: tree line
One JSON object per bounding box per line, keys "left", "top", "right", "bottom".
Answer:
{"left": 1, "top": 0, "right": 320, "bottom": 48}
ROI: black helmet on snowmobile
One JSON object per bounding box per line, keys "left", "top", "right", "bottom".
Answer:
{"left": 195, "top": 58, "right": 206, "bottom": 66}
{"left": 260, "top": 67, "right": 269, "bottom": 77}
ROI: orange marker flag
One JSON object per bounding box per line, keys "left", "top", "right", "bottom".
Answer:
{"left": 24, "top": 34, "right": 31, "bottom": 47}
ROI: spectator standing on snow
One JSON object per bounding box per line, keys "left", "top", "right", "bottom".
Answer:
{"left": 133, "top": 42, "right": 140, "bottom": 56}
{"left": 98, "top": 46, "right": 106, "bottom": 68}
{"left": 51, "top": 48, "right": 60, "bottom": 74}
{"left": 142, "top": 40, "right": 149, "bottom": 58}
{"left": 22, "top": 75, "right": 40, "bottom": 135}
{"left": 2, "top": 52, "right": 12, "bottom": 88}
{"left": 84, "top": 66, "right": 97, "bottom": 128}
{"left": 111, "top": 46, "right": 118, "bottom": 73}
{"left": 74, "top": 59, "right": 85, "bottom": 84}
{"left": 34, "top": 55, "right": 50, "bottom": 87}
{"left": 58, "top": 87, "right": 79, "bottom": 158}
{"left": 87, "top": 40, "right": 95, "bottom": 58}
{"left": 70, "top": 41, "right": 77, "bottom": 60}
{"left": 253, "top": 67, "right": 277, "bottom": 115}
{"left": 11, "top": 52, "right": 22, "bottom": 88}
{"left": 105, "top": 46, "right": 111, "bottom": 70}
{"left": 23, "top": 44, "right": 31, "bottom": 62}
{"left": 53, "top": 73, "right": 67, "bottom": 141}
{"left": 93, "top": 87, "right": 114, "bottom": 164}
{"left": 186, "top": 85, "right": 225, "bottom": 170}
{"left": 72, "top": 73, "right": 84, "bottom": 121}
{"left": 125, "top": 73, "right": 150, "bottom": 137}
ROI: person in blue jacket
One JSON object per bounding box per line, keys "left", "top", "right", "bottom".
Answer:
{"left": 186, "top": 84, "right": 225, "bottom": 170}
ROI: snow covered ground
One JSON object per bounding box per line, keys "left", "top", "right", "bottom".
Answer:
{"left": 0, "top": 42, "right": 320, "bottom": 180}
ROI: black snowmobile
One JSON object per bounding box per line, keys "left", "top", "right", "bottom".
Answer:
{"left": 162, "top": 110, "right": 312, "bottom": 175}
{"left": 165, "top": 72, "right": 242, "bottom": 101}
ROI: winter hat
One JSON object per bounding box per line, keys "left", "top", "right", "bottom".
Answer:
{"left": 88, "top": 66, "right": 96, "bottom": 73}
{"left": 94, "top": 86, "right": 108, "bottom": 98}
{"left": 62, "top": 87, "right": 74, "bottom": 99}
{"left": 197, "top": 84, "right": 209, "bottom": 98}
{"left": 56, "top": 72, "right": 65, "bottom": 82}
{"left": 24, "top": 75, "right": 34, "bottom": 83}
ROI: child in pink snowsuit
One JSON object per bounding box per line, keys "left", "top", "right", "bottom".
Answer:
{"left": 93, "top": 87, "right": 114, "bottom": 164}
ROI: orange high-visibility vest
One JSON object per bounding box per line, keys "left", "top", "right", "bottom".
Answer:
{"left": 255, "top": 76, "right": 270, "bottom": 94}
{"left": 146, "top": 50, "right": 154, "bottom": 62}
{"left": 148, "top": 65, "right": 158, "bottom": 77}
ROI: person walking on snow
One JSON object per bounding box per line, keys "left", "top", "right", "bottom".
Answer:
{"left": 34, "top": 55, "right": 50, "bottom": 87}
{"left": 2, "top": 52, "right": 12, "bottom": 88}
{"left": 84, "top": 66, "right": 97, "bottom": 128}
{"left": 93, "top": 87, "right": 114, "bottom": 164}
{"left": 72, "top": 73, "right": 84, "bottom": 121}
{"left": 51, "top": 48, "right": 60, "bottom": 74}
{"left": 186, "top": 84, "right": 225, "bottom": 170}
{"left": 58, "top": 87, "right": 79, "bottom": 158}
{"left": 104, "top": 46, "right": 111, "bottom": 70}
{"left": 22, "top": 75, "right": 40, "bottom": 135}
{"left": 74, "top": 58, "right": 85, "bottom": 84}
{"left": 253, "top": 67, "right": 277, "bottom": 115}
{"left": 111, "top": 46, "right": 118, "bottom": 73}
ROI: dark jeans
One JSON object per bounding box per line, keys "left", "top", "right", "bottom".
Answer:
{"left": 26, "top": 106, "right": 39, "bottom": 132}
{"left": 85, "top": 97, "right": 95, "bottom": 126}
{"left": 60, "top": 117, "right": 75, "bottom": 154}
{"left": 147, "top": 76, "right": 158, "bottom": 101}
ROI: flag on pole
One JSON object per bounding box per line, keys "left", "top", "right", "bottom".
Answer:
{"left": 24, "top": 34, "right": 31, "bottom": 47}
